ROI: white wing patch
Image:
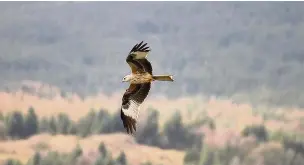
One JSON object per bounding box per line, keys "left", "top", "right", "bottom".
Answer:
{"left": 122, "top": 100, "right": 141, "bottom": 120}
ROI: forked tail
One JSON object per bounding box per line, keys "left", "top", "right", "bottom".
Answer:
{"left": 152, "top": 75, "right": 174, "bottom": 81}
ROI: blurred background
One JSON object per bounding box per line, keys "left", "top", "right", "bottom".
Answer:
{"left": 0, "top": 1, "right": 304, "bottom": 165}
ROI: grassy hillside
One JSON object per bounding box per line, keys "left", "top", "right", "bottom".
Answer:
{"left": 0, "top": 2, "right": 304, "bottom": 107}
{"left": 0, "top": 133, "right": 184, "bottom": 165}
{"left": 1, "top": 90, "right": 304, "bottom": 165}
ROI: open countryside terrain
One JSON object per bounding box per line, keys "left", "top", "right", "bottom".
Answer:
{"left": 1, "top": 2, "right": 304, "bottom": 165}
{"left": 0, "top": 133, "right": 184, "bottom": 165}
{"left": 1, "top": 81, "right": 304, "bottom": 133}
{"left": 1, "top": 82, "right": 304, "bottom": 164}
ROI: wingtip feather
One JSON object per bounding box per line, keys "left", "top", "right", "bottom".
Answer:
{"left": 121, "top": 108, "right": 137, "bottom": 135}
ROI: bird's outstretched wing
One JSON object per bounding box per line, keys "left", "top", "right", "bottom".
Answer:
{"left": 126, "top": 41, "right": 153, "bottom": 74}
{"left": 121, "top": 83, "right": 151, "bottom": 134}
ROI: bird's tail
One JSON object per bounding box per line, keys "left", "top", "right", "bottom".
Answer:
{"left": 152, "top": 75, "right": 174, "bottom": 81}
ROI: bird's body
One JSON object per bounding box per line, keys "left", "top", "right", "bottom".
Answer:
{"left": 128, "top": 72, "right": 154, "bottom": 84}
{"left": 120, "top": 41, "right": 174, "bottom": 134}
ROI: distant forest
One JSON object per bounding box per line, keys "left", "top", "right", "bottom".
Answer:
{"left": 1, "top": 2, "right": 304, "bottom": 107}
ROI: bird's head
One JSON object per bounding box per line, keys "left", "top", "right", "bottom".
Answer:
{"left": 122, "top": 75, "right": 132, "bottom": 82}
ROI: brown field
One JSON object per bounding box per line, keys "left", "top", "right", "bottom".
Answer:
{"left": 0, "top": 133, "right": 184, "bottom": 165}
{"left": 1, "top": 81, "right": 304, "bottom": 164}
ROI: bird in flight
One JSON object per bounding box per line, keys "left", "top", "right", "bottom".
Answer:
{"left": 120, "top": 41, "right": 174, "bottom": 134}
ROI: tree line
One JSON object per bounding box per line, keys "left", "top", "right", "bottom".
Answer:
{"left": 184, "top": 124, "right": 304, "bottom": 165}
{"left": 2, "top": 107, "right": 304, "bottom": 165}
{"left": 0, "top": 107, "right": 203, "bottom": 151}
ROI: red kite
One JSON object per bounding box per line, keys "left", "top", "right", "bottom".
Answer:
{"left": 120, "top": 41, "right": 174, "bottom": 134}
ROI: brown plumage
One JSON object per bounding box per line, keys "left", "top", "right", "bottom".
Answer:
{"left": 120, "top": 41, "right": 174, "bottom": 134}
